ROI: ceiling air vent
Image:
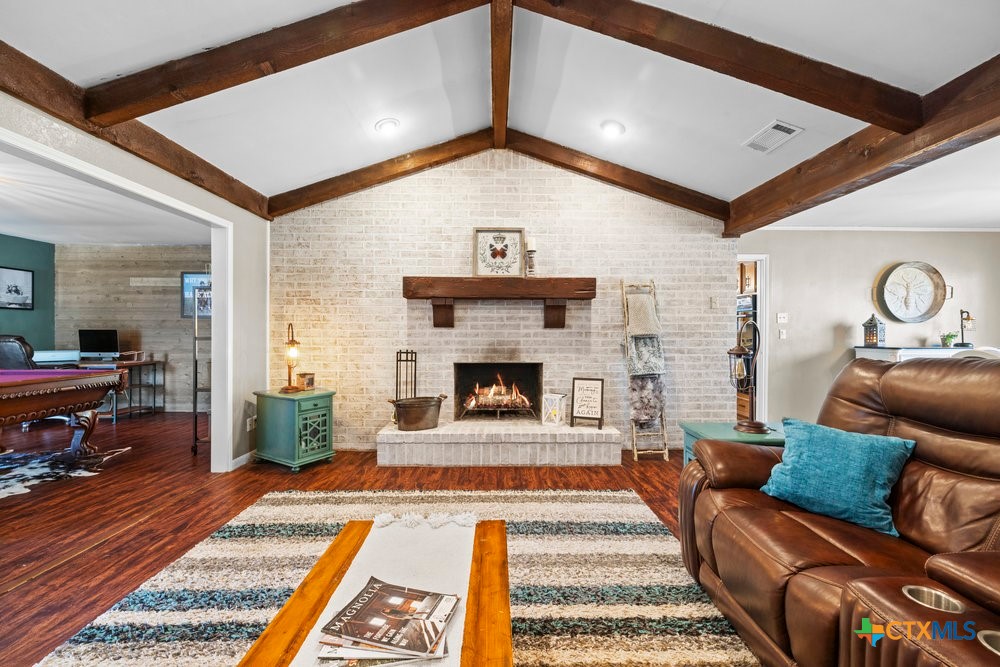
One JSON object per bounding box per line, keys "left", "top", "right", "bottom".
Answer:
{"left": 743, "top": 120, "right": 804, "bottom": 154}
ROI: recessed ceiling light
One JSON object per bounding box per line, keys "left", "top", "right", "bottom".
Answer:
{"left": 374, "top": 117, "right": 400, "bottom": 134}
{"left": 600, "top": 119, "right": 626, "bottom": 138}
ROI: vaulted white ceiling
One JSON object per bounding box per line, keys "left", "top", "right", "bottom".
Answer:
{"left": 509, "top": 10, "right": 866, "bottom": 200}
{"left": 0, "top": 145, "right": 210, "bottom": 244}
{"left": 774, "top": 134, "right": 1000, "bottom": 230}
{"left": 641, "top": 0, "right": 1000, "bottom": 94}
{"left": 0, "top": 1, "right": 356, "bottom": 88}
{"left": 0, "top": 0, "right": 998, "bottom": 241}
{"left": 142, "top": 7, "right": 492, "bottom": 196}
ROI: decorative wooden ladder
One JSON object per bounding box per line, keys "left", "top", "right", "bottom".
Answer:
{"left": 622, "top": 280, "right": 669, "bottom": 461}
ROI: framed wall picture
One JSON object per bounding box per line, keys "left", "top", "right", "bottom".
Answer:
{"left": 181, "top": 272, "right": 212, "bottom": 318}
{"left": 571, "top": 377, "right": 604, "bottom": 429}
{"left": 473, "top": 228, "right": 525, "bottom": 276}
{"left": 0, "top": 266, "right": 34, "bottom": 310}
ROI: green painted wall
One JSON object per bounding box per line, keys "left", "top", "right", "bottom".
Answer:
{"left": 0, "top": 233, "right": 55, "bottom": 348}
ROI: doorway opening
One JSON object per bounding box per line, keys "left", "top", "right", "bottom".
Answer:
{"left": 735, "top": 254, "right": 769, "bottom": 423}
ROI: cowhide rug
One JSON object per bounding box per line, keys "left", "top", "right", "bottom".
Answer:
{"left": 0, "top": 447, "right": 130, "bottom": 499}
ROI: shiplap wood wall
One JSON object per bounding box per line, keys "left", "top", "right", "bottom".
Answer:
{"left": 54, "top": 245, "right": 211, "bottom": 412}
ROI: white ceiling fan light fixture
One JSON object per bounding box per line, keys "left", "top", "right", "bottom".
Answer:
{"left": 374, "top": 117, "right": 400, "bottom": 135}
{"left": 599, "top": 119, "right": 626, "bottom": 138}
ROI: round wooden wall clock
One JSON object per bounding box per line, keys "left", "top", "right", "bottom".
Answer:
{"left": 875, "top": 261, "right": 948, "bottom": 323}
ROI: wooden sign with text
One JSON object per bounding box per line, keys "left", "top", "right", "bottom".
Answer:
{"left": 571, "top": 377, "right": 604, "bottom": 429}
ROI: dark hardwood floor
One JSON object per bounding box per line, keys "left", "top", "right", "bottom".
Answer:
{"left": 0, "top": 413, "right": 682, "bottom": 666}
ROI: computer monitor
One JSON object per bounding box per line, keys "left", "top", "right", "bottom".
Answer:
{"left": 78, "top": 329, "right": 119, "bottom": 360}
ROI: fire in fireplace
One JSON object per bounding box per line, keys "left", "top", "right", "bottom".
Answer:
{"left": 454, "top": 363, "right": 542, "bottom": 420}
{"left": 464, "top": 372, "right": 532, "bottom": 415}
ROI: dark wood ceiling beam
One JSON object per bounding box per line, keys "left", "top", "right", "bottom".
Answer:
{"left": 491, "top": 0, "right": 513, "bottom": 148}
{"left": 268, "top": 129, "right": 494, "bottom": 216}
{"left": 516, "top": 0, "right": 924, "bottom": 134}
{"left": 85, "top": 0, "right": 489, "bottom": 127}
{"left": 506, "top": 130, "right": 729, "bottom": 220}
{"left": 0, "top": 41, "right": 269, "bottom": 219}
{"left": 726, "top": 54, "right": 1000, "bottom": 236}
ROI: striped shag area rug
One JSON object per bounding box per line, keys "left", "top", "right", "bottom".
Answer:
{"left": 40, "top": 490, "right": 758, "bottom": 666}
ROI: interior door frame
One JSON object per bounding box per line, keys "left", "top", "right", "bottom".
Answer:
{"left": 0, "top": 128, "right": 235, "bottom": 471}
{"left": 738, "top": 253, "right": 769, "bottom": 422}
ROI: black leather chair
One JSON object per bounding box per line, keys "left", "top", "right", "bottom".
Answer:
{"left": 0, "top": 335, "right": 79, "bottom": 436}
{"left": 0, "top": 334, "right": 39, "bottom": 370}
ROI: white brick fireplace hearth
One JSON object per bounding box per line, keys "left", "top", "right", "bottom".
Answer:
{"left": 376, "top": 420, "right": 621, "bottom": 466}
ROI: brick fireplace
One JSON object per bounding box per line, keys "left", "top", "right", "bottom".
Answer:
{"left": 377, "top": 360, "right": 623, "bottom": 466}
{"left": 269, "top": 151, "right": 737, "bottom": 454}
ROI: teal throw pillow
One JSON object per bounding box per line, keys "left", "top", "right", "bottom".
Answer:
{"left": 761, "top": 418, "right": 916, "bottom": 536}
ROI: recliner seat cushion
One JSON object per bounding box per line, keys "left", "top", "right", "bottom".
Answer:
{"left": 710, "top": 506, "right": 930, "bottom": 653}
{"left": 779, "top": 511, "right": 930, "bottom": 571}
{"left": 693, "top": 487, "right": 797, "bottom": 575}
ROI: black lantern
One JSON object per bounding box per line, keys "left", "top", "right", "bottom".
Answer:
{"left": 862, "top": 313, "right": 886, "bottom": 347}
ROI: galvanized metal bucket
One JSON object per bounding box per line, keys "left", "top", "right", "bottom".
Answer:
{"left": 388, "top": 394, "right": 447, "bottom": 431}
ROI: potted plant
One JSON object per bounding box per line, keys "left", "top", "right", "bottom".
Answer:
{"left": 940, "top": 331, "right": 959, "bottom": 347}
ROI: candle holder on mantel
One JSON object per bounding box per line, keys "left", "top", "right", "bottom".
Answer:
{"left": 525, "top": 237, "right": 537, "bottom": 276}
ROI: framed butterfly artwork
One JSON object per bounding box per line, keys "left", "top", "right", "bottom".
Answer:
{"left": 472, "top": 227, "right": 525, "bottom": 276}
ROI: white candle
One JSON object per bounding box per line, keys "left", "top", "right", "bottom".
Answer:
{"left": 525, "top": 237, "right": 536, "bottom": 251}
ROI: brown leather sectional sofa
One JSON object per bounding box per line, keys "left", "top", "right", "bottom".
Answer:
{"left": 679, "top": 357, "right": 1000, "bottom": 666}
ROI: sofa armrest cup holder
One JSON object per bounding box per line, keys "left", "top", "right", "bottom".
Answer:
{"left": 901, "top": 585, "right": 966, "bottom": 613}
{"left": 978, "top": 630, "right": 1000, "bottom": 657}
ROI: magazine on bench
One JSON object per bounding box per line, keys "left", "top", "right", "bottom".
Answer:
{"left": 320, "top": 576, "right": 460, "bottom": 658}
{"left": 315, "top": 656, "right": 422, "bottom": 667}
{"left": 317, "top": 638, "right": 448, "bottom": 665}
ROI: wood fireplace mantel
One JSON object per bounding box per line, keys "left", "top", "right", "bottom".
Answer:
{"left": 402, "top": 276, "right": 597, "bottom": 328}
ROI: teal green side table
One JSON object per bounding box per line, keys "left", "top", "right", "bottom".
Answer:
{"left": 254, "top": 388, "right": 335, "bottom": 472}
{"left": 679, "top": 421, "right": 785, "bottom": 466}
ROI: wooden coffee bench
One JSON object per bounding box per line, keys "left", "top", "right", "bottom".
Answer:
{"left": 239, "top": 519, "right": 513, "bottom": 666}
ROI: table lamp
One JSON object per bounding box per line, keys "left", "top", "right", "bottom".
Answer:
{"left": 955, "top": 309, "right": 975, "bottom": 348}
{"left": 728, "top": 320, "right": 769, "bottom": 434}
{"left": 280, "top": 323, "right": 303, "bottom": 393}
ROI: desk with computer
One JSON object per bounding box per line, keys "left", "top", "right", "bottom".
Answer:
{"left": 34, "top": 329, "right": 163, "bottom": 422}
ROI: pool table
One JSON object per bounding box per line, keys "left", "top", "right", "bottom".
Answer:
{"left": 0, "top": 369, "right": 127, "bottom": 456}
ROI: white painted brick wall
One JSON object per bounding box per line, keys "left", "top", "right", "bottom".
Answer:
{"left": 270, "top": 151, "right": 736, "bottom": 450}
